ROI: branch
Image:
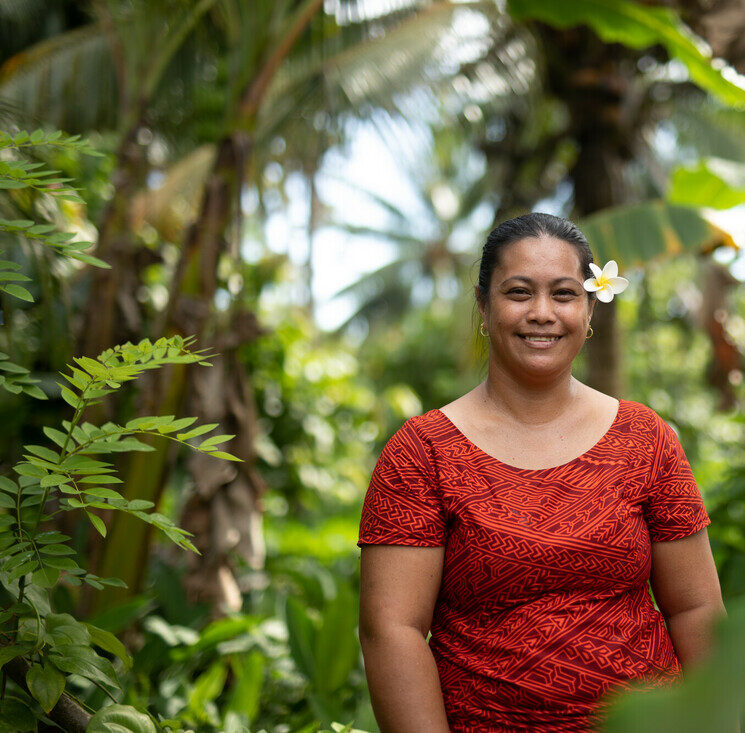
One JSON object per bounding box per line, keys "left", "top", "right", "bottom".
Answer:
{"left": 4, "top": 656, "right": 91, "bottom": 732}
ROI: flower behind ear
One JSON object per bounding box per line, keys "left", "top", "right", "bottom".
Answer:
{"left": 584, "top": 260, "right": 629, "bottom": 302}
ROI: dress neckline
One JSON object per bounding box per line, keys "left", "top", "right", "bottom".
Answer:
{"left": 431, "top": 397, "right": 624, "bottom": 474}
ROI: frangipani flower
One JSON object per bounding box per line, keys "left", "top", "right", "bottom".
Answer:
{"left": 584, "top": 260, "right": 629, "bottom": 303}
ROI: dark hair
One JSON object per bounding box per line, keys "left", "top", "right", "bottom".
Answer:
{"left": 475, "top": 212, "right": 596, "bottom": 306}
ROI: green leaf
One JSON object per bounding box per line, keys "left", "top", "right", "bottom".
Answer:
{"left": 206, "top": 450, "right": 243, "bottom": 462}
{"left": 78, "top": 474, "right": 122, "bottom": 484}
{"left": 83, "top": 488, "right": 124, "bottom": 501}
{"left": 0, "top": 493, "right": 15, "bottom": 509}
{"left": 86, "top": 511, "right": 107, "bottom": 537}
{"left": 32, "top": 566, "right": 61, "bottom": 588}
{"left": 226, "top": 650, "right": 264, "bottom": 720}
{"left": 26, "top": 662, "right": 66, "bottom": 713}
{"left": 197, "top": 434, "right": 234, "bottom": 450}
{"left": 39, "top": 544, "right": 76, "bottom": 556}
{"left": 22, "top": 384, "right": 48, "bottom": 400}
{"left": 23, "top": 445, "right": 60, "bottom": 463}
{"left": 84, "top": 623, "right": 133, "bottom": 671}
{"left": 98, "top": 577, "right": 128, "bottom": 588}
{"left": 126, "top": 500, "right": 155, "bottom": 511}
{"left": 14, "top": 461, "right": 46, "bottom": 477}
{"left": 39, "top": 558, "right": 80, "bottom": 573}
{"left": 668, "top": 158, "right": 745, "bottom": 210}
{"left": 0, "top": 271, "right": 31, "bottom": 283}
{"left": 165, "top": 416, "right": 198, "bottom": 432}
{"left": 56, "top": 384, "right": 80, "bottom": 408}
{"left": 1, "top": 283, "right": 33, "bottom": 301}
{"left": 49, "top": 643, "right": 119, "bottom": 689}
{"left": 0, "top": 476, "right": 18, "bottom": 494}
{"left": 73, "top": 355, "right": 108, "bottom": 377}
{"left": 66, "top": 252, "right": 111, "bottom": 269}
{"left": 40, "top": 474, "right": 68, "bottom": 488}
{"left": 0, "top": 696, "right": 37, "bottom": 730}
{"left": 86, "top": 703, "right": 156, "bottom": 733}
{"left": 125, "top": 415, "right": 174, "bottom": 430}
{"left": 43, "top": 427, "right": 68, "bottom": 449}
{"left": 506, "top": 0, "right": 745, "bottom": 109}
{"left": 0, "top": 361, "right": 29, "bottom": 373}
{"left": 34, "top": 531, "right": 71, "bottom": 544}
{"left": 46, "top": 614, "right": 90, "bottom": 645}
{"left": 314, "top": 584, "right": 359, "bottom": 693}
{"left": 577, "top": 200, "right": 739, "bottom": 266}
{"left": 0, "top": 645, "right": 29, "bottom": 669}
{"left": 8, "top": 560, "right": 38, "bottom": 581}
{"left": 285, "top": 596, "right": 317, "bottom": 679}
{"left": 176, "top": 423, "right": 219, "bottom": 440}
{"left": 188, "top": 661, "right": 228, "bottom": 713}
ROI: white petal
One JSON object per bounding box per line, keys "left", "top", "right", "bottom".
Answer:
{"left": 589, "top": 262, "right": 603, "bottom": 279}
{"left": 583, "top": 277, "right": 602, "bottom": 292}
{"left": 608, "top": 276, "right": 629, "bottom": 293}
{"left": 602, "top": 260, "right": 618, "bottom": 279}
{"left": 595, "top": 285, "right": 614, "bottom": 302}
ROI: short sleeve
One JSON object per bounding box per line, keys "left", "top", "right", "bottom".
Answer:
{"left": 357, "top": 417, "right": 447, "bottom": 548}
{"left": 643, "top": 412, "right": 711, "bottom": 542}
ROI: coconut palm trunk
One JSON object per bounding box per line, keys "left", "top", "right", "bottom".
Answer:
{"left": 536, "top": 23, "right": 642, "bottom": 397}
{"left": 87, "top": 1, "right": 325, "bottom": 614}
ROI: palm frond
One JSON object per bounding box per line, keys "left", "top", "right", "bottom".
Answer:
{"left": 258, "top": 1, "right": 536, "bottom": 143}
{"left": 0, "top": 23, "right": 117, "bottom": 132}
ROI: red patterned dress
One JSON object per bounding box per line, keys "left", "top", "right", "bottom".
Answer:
{"left": 357, "top": 398, "right": 711, "bottom": 732}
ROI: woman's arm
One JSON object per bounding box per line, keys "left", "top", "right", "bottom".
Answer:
{"left": 649, "top": 526, "right": 726, "bottom": 670}
{"left": 359, "top": 544, "right": 451, "bottom": 733}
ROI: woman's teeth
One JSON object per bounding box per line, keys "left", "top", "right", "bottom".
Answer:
{"left": 521, "top": 336, "right": 560, "bottom": 342}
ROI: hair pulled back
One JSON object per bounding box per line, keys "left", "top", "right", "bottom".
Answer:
{"left": 475, "top": 212, "right": 596, "bottom": 306}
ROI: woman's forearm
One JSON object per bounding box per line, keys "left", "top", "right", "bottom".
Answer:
{"left": 360, "top": 625, "right": 451, "bottom": 733}
{"left": 666, "top": 602, "right": 727, "bottom": 670}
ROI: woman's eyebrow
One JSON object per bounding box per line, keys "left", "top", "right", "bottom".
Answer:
{"left": 501, "top": 276, "right": 582, "bottom": 286}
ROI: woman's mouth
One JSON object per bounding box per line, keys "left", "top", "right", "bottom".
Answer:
{"left": 518, "top": 335, "right": 562, "bottom": 348}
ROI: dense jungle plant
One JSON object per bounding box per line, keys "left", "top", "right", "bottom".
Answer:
{"left": 0, "top": 130, "right": 246, "bottom": 731}
{"left": 0, "top": 130, "right": 374, "bottom": 733}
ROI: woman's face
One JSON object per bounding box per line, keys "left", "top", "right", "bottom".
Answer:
{"left": 477, "top": 235, "right": 595, "bottom": 381}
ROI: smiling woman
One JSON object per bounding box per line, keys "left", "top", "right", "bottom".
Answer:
{"left": 357, "top": 212, "right": 726, "bottom": 732}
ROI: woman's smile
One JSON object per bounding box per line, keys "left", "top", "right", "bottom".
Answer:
{"left": 517, "top": 334, "right": 563, "bottom": 348}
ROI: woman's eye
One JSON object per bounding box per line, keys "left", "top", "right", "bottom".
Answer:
{"left": 508, "top": 289, "right": 576, "bottom": 296}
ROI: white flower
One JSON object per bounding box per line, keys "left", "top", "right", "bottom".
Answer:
{"left": 583, "top": 260, "right": 629, "bottom": 303}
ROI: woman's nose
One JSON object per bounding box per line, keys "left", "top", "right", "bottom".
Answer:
{"left": 528, "top": 293, "right": 556, "bottom": 320}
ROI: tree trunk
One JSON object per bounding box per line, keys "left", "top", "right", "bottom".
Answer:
{"left": 85, "top": 136, "right": 250, "bottom": 613}
{"left": 698, "top": 257, "right": 742, "bottom": 411}
{"left": 83, "top": 0, "right": 332, "bottom": 615}
{"left": 536, "top": 23, "right": 643, "bottom": 397}
{"left": 75, "top": 124, "right": 151, "bottom": 366}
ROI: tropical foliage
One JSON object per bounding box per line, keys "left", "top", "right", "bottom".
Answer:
{"left": 0, "top": 0, "right": 743, "bottom": 731}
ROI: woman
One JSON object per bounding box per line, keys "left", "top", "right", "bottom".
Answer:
{"left": 357, "top": 213, "right": 727, "bottom": 732}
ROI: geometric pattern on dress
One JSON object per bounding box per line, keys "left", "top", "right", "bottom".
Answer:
{"left": 358, "top": 398, "right": 711, "bottom": 731}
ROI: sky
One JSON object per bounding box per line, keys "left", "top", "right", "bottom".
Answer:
{"left": 251, "top": 118, "right": 745, "bottom": 333}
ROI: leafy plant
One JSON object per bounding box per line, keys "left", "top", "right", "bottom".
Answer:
{"left": 0, "top": 130, "right": 240, "bottom": 731}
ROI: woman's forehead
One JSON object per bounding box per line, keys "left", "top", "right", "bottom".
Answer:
{"left": 498, "top": 237, "right": 582, "bottom": 273}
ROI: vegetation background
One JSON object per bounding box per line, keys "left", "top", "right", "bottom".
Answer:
{"left": 0, "top": 0, "right": 744, "bottom": 731}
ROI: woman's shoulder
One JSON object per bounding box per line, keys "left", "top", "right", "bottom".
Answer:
{"left": 619, "top": 398, "right": 669, "bottom": 429}
{"left": 378, "top": 413, "right": 437, "bottom": 465}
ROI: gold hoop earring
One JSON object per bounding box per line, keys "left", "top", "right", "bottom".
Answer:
{"left": 585, "top": 325, "right": 594, "bottom": 339}
{"left": 479, "top": 323, "right": 489, "bottom": 337}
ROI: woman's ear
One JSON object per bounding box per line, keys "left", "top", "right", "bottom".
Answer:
{"left": 477, "top": 298, "right": 488, "bottom": 325}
